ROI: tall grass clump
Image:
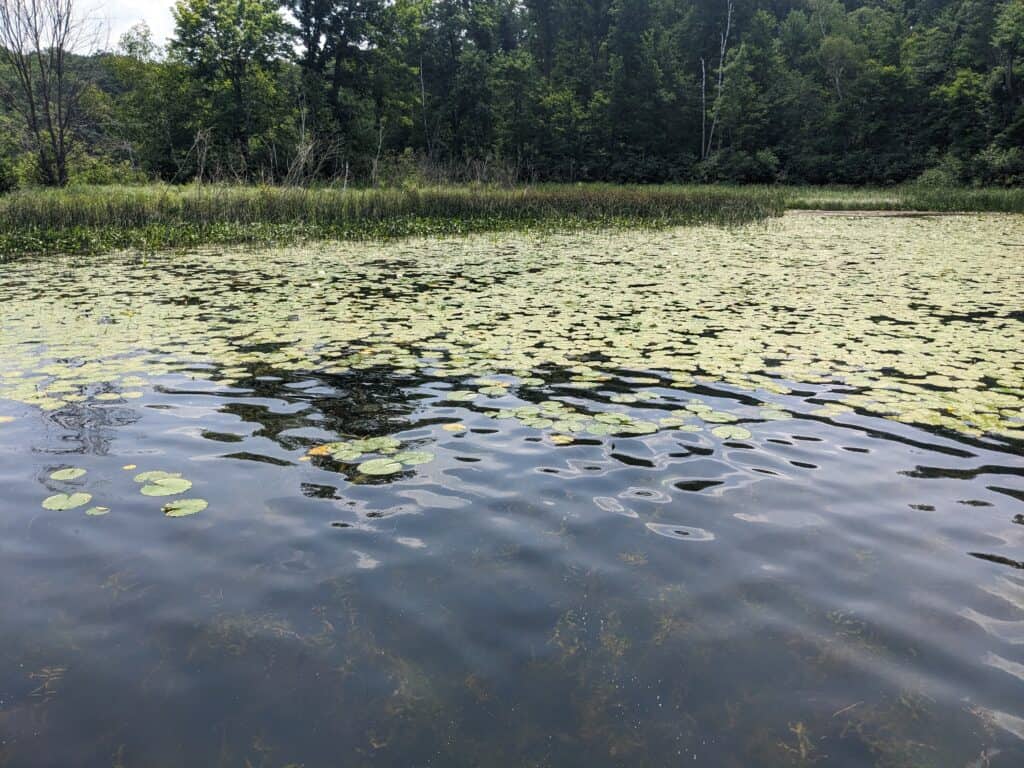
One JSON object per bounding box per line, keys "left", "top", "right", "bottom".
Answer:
{"left": 0, "top": 184, "right": 786, "bottom": 257}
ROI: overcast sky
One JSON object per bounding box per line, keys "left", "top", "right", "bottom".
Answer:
{"left": 100, "top": 0, "right": 176, "bottom": 48}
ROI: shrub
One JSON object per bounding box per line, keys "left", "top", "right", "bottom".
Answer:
{"left": 0, "top": 157, "right": 17, "bottom": 194}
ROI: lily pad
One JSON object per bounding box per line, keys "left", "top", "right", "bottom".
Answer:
{"left": 43, "top": 492, "right": 92, "bottom": 511}
{"left": 140, "top": 476, "right": 193, "bottom": 496}
{"left": 85, "top": 506, "right": 110, "bottom": 516}
{"left": 134, "top": 470, "right": 181, "bottom": 483}
{"left": 357, "top": 458, "right": 403, "bottom": 476}
{"left": 50, "top": 467, "right": 86, "bottom": 481}
{"left": 701, "top": 411, "right": 738, "bottom": 423}
{"left": 393, "top": 450, "right": 435, "bottom": 466}
{"left": 331, "top": 448, "right": 364, "bottom": 462}
{"left": 163, "top": 498, "right": 208, "bottom": 517}
{"left": 711, "top": 425, "right": 752, "bottom": 440}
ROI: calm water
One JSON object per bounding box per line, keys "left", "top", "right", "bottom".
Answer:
{"left": 1, "top": 214, "right": 1022, "bottom": 767}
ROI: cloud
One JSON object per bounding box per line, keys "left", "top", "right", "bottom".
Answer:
{"left": 98, "top": 0, "right": 175, "bottom": 48}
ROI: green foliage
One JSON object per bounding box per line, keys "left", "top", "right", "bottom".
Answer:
{"left": 0, "top": 156, "right": 16, "bottom": 194}
{"left": 3, "top": 0, "right": 1023, "bottom": 186}
{"left": 0, "top": 183, "right": 786, "bottom": 257}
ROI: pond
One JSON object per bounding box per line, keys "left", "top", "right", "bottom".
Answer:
{"left": 1, "top": 213, "right": 1022, "bottom": 766}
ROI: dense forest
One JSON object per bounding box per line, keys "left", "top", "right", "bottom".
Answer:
{"left": 1, "top": 0, "right": 1023, "bottom": 188}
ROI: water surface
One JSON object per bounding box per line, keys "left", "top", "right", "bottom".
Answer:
{"left": 1, "top": 214, "right": 1022, "bottom": 766}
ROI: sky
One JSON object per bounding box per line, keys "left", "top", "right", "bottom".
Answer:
{"left": 101, "top": 0, "right": 176, "bottom": 48}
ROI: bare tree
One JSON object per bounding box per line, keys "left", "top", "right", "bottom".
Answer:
{"left": 700, "top": 0, "right": 733, "bottom": 162}
{"left": 0, "top": 0, "right": 103, "bottom": 185}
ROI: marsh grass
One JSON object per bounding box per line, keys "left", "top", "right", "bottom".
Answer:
{"left": 2, "top": 183, "right": 1023, "bottom": 258}
{"left": 781, "top": 185, "right": 1024, "bottom": 212}
{"left": 0, "top": 184, "right": 785, "bottom": 257}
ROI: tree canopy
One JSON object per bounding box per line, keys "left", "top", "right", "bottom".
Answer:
{"left": 2, "top": 0, "right": 1023, "bottom": 186}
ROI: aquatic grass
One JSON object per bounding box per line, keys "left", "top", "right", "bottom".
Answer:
{"left": 781, "top": 184, "right": 1024, "bottom": 213}
{"left": 0, "top": 183, "right": 785, "bottom": 258}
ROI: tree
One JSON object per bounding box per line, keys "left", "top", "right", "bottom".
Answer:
{"left": 169, "top": 0, "right": 292, "bottom": 172}
{"left": 0, "top": 0, "right": 103, "bottom": 185}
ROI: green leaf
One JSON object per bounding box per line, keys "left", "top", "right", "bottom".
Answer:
{"left": 711, "top": 425, "right": 752, "bottom": 440}
{"left": 163, "top": 498, "right": 208, "bottom": 517}
{"left": 331, "top": 448, "right": 364, "bottom": 462}
{"left": 140, "top": 477, "right": 193, "bottom": 496}
{"left": 85, "top": 506, "right": 110, "bottom": 516}
{"left": 43, "top": 492, "right": 92, "bottom": 511}
{"left": 50, "top": 467, "right": 86, "bottom": 481}
{"left": 357, "top": 458, "right": 403, "bottom": 475}
{"left": 133, "top": 470, "right": 181, "bottom": 483}
{"left": 393, "top": 450, "right": 434, "bottom": 466}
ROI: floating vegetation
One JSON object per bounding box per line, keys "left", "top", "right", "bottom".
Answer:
{"left": 140, "top": 477, "right": 193, "bottom": 497}
{"left": 42, "top": 492, "right": 92, "bottom": 511}
{"left": 357, "top": 458, "right": 405, "bottom": 476}
{"left": 85, "top": 506, "right": 110, "bottom": 516}
{"left": 163, "top": 499, "right": 208, "bottom": 517}
{"left": 711, "top": 425, "right": 752, "bottom": 440}
{"left": 357, "top": 451, "right": 434, "bottom": 476}
{"left": 49, "top": 467, "right": 86, "bottom": 481}
{"left": 134, "top": 472, "right": 193, "bottom": 497}
{"left": 2, "top": 215, "right": 1017, "bottom": 444}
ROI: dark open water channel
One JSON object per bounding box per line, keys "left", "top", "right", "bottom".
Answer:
{"left": 1, "top": 214, "right": 1022, "bottom": 766}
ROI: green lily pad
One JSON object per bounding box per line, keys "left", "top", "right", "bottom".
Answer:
{"left": 43, "top": 492, "right": 92, "bottom": 511}
{"left": 393, "top": 450, "right": 435, "bottom": 466}
{"left": 85, "top": 506, "right": 110, "bottom": 516}
{"left": 134, "top": 470, "right": 181, "bottom": 483}
{"left": 711, "top": 425, "right": 752, "bottom": 440}
{"left": 446, "top": 390, "right": 478, "bottom": 402}
{"left": 50, "top": 467, "right": 86, "bottom": 481}
{"left": 357, "top": 458, "right": 403, "bottom": 475}
{"left": 701, "top": 411, "right": 738, "bottom": 423}
{"left": 140, "top": 477, "right": 193, "bottom": 496}
{"left": 759, "top": 409, "right": 792, "bottom": 420}
{"left": 163, "top": 498, "right": 208, "bottom": 517}
{"left": 658, "top": 417, "right": 687, "bottom": 428}
{"left": 331, "top": 448, "right": 364, "bottom": 462}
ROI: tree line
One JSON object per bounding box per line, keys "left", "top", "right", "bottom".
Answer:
{"left": 1, "top": 0, "right": 1022, "bottom": 188}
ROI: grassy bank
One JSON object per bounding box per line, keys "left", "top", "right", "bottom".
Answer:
{"left": 781, "top": 185, "right": 1024, "bottom": 212}
{"left": 0, "top": 184, "right": 784, "bottom": 258}
{"left": 1, "top": 183, "right": 1022, "bottom": 258}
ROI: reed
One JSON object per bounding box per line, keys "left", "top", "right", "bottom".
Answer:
{"left": 0, "top": 183, "right": 785, "bottom": 258}
{"left": 2, "top": 182, "right": 1021, "bottom": 259}
{"left": 782, "top": 185, "right": 1024, "bottom": 212}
